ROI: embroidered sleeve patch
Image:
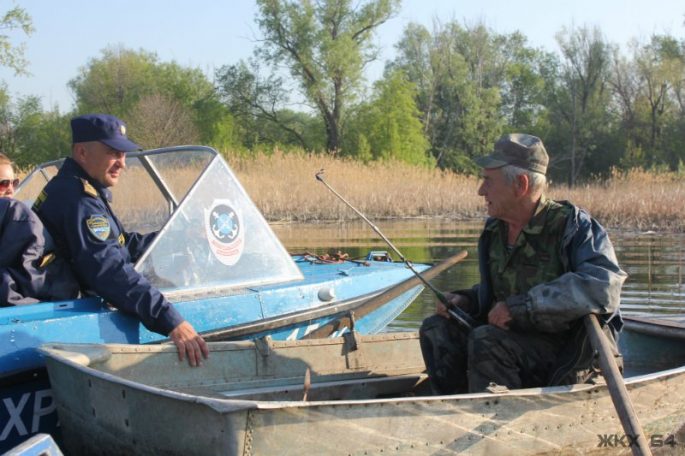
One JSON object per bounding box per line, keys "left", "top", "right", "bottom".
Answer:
{"left": 86, "top": 215, "right": 111, "bottom": 241}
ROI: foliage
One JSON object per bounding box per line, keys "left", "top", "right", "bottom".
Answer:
{"left": 344, "top": 70, "right": 432, "bottom": 166}
{"left": 253, "top": 0, "right": 401, "bottom": 152}
{"left": 0, "top": 87, "right": 70, "bottom": 168}
{"left": 2, "top": 6, "right": 685, "bottom": 184}
{"left": 215, "top": 59, "right": 324, "bottom": 150}
{"left": 542, "top": 26, "right": 615, "bottom": 184}
{"left": 69, "top": 46, "right": 233, "bottom": 149}
{"left": 127, "top": 93, "right": 200, "bottom": 148}
{"left": 0, "top": 5, "right": 34, "bottom": 75}
{"left": 389, "top": 21, "right": 510, "bottom": 172}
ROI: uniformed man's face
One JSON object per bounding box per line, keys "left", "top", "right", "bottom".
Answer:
{"left": 0, "top": 163, "right": 17, "bottom": 198}
{"left": 77, "top": 142, "right": 126, "bottom": 187}
{"left": 477, "top": 168, "right": 518, "bottom": 221}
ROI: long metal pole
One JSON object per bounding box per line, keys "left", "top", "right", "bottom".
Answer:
{"left": 315, "top": 170, "right": 476, "bottom": 331}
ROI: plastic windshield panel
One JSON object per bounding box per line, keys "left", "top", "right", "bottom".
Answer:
{"left": 14, "top": 160, "right": 62, "bottom": 206}
{"left": 135, "top": 153, "right": 303, "bottom": 297}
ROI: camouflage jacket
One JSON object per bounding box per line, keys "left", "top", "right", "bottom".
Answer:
{"left": 459, "top": 198, "right": 627, "bottom": 384}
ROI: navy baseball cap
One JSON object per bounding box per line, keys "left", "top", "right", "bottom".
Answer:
{"left": 71, "top": 114, "right": 141, "bottom": 152}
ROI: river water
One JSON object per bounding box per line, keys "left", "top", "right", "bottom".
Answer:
{"left": 273, "top": 219, "right": 685, "bottom": 331}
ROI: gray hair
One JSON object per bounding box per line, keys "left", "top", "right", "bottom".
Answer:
{"left": 500, "top": 164, "right": 547, "bottom": 194}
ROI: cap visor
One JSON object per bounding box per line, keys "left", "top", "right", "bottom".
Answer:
{"left": 474, "top": 155, "right": 507, "bottom": 169}
{"left": 101, "top": 137, "right": 142, "bottom": 152}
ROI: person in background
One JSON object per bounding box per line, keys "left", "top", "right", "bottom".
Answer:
{"left": 420, "top": 133, "right": 626, "bottom": 394}
{"left": 33, "top": 114, "right": 209, "bottom": 367}
{"left": 1, "top": 153, "right": 79, "bottom": 305}
{"left": 0, "top": 153, "right": 19, "bottom": 198}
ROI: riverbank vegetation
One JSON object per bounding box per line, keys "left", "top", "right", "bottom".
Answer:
{"left": 2, "top": 2, "right": 684, "bottom": 183}
{"left": 1, "top": 2, "right": 684, "bottom": 231}
{"left": 231, "top": 151, "right": 685, "bottom": 232}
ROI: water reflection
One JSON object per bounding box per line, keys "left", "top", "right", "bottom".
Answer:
{"left": 273, "top": 219, "right": 685, "bottom": 331}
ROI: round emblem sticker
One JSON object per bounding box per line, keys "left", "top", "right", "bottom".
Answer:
{"left": 204, "top": 201, "right": 244, "bottom": 266}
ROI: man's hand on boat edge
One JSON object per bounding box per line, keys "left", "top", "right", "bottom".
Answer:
{"left": 170, "top": 321, "right": 210, "bottom": 367}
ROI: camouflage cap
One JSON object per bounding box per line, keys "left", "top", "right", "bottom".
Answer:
{"left": 475, "top": 133, "right": 548, "bottom": 175}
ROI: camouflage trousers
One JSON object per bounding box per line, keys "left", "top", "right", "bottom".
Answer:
{"left": 419, "top": 315, "right": 567, "bottom": 394}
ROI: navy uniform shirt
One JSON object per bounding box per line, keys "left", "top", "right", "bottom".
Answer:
{"left": 1, "top": 198, "right": 79, "bottom": 306}
{"left": 32, "top": 157, "right": 184, "bottom": 335}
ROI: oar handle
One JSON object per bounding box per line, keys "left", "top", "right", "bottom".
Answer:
{"left": 584, "top": 314, "right": 652, "bottom": 456}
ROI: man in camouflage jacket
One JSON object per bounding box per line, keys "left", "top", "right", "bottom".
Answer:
{"left": 420, "top": 134, "right": 627, "bottom": 394}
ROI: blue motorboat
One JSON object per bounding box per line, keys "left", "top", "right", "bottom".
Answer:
{"left": 0, "top": 146, "right": 465, "bottom": 451}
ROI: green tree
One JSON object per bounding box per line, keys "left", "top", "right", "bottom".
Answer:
{"left": 0, "top": 84, "right": 14, "bottom": 152}
{"left": 215, "top": 59, "right": 319, "bottom": 150}
{"left": 390, "top": 21, "right": 505, "bottom": 172}
{"left": 544, "top": 26, "right": 615, "bottom": 184}
{"left": 193, "top": 95, "right": 239, "bottom": 152}
{"left": 608, "top": 33, "right": 685, "bottom": 171}
{"left": 69, "top": 46, "right": 232, "bottom": 148}
{"left": 345, "top": 70, "right": 432, "bottom": 165}
{"left": 662, "top": 33, "right": 685, "bottom": 170}
{"left": 0, "top": 92, "right": 70, "bottom": 167}
{"left": 0, "top": 5, "right": 34, "bottom": 75}
{"left": 253, "top": 0, "right": 400, "bottom": 152}
{"left": 633, "top": 35, "right": 683, "bottom": 168}
{"left": 608, "top": 45, "right": 643, "bottom": 167}
{"left": 498, "top": 33, "right": 551, "bottom": 132}
{"left": 69, "top": 46, "right": 158, "bottom": 117}
{"left": 127, "top": 93, "right": 200, "bottom": 148}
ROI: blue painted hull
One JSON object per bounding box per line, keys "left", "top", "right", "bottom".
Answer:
{"left": 0, "top": 256, "right": 427, "bottom": 451}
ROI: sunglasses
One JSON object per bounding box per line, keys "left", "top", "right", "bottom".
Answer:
{"left": 0, "top": 178, "right": 20, "bottom": 190}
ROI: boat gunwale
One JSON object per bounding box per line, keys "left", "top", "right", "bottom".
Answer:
{"left": 623, "top": 313, "right": 685, "bottom": 340}
{"left": 624, "top": 314, "right": 685, "bottom": 329}
{"left": 40, "top": 336, "right": 685, "bottom": 413}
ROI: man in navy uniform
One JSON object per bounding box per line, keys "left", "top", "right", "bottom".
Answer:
{"left": 33, "top": 114, "right": 208, "bottom": 366}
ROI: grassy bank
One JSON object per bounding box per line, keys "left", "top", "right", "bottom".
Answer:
{"left": 228, "top": 151, "right": 685, "bottom": 232}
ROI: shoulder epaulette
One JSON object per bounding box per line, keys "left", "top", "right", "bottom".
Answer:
{"left": 39, "top": 252, "right": 56, "bottom": 269}
{"left": 81, "top": 178, "right": 98, "bottom": 198}
{"left": 32, "top": 190, "right": 47, "bottom": 211}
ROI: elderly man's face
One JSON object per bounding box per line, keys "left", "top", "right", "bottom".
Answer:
{"left": 477, "top": 168, "right": 517, "bottom": 221}
{"left": 76, "top": 142, "right": 126, "bottom": 188}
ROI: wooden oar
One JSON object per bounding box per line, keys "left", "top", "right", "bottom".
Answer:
{"left": 584, "top": 314, "right": 652, "bottom": 456}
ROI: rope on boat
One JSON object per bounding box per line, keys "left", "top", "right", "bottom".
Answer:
{"left": 296, "top": 251, "right": 370, "bottom": 266}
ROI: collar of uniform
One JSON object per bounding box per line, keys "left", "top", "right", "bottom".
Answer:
{"left": 520, "top": 195, "right": 551, "bottom": 236}
{"left": 484, "top": 195, "right": 551, "bottom": 235}
{"left": 61, "top": 157, "right": 113, "bottom": 202}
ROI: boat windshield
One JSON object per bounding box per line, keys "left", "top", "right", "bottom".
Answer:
{"left": 15, "top": 146, "right": 303, "bottom": 299}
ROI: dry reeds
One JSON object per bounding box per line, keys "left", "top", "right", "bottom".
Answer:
{"left": 229, "top": 150, "right": 483, "bottom": 222}
{"left": 549, "top": 168, "right": 685, "bottom": 232}
{"left": 22, "top": 150, "right": 685, "bottom": 232}
{"left": 230, "top": 151, "right": 685, "bottom": 232}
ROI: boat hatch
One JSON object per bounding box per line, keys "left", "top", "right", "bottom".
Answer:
{"left": 16, "top": 146, "right": 303, "bottom": 299}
